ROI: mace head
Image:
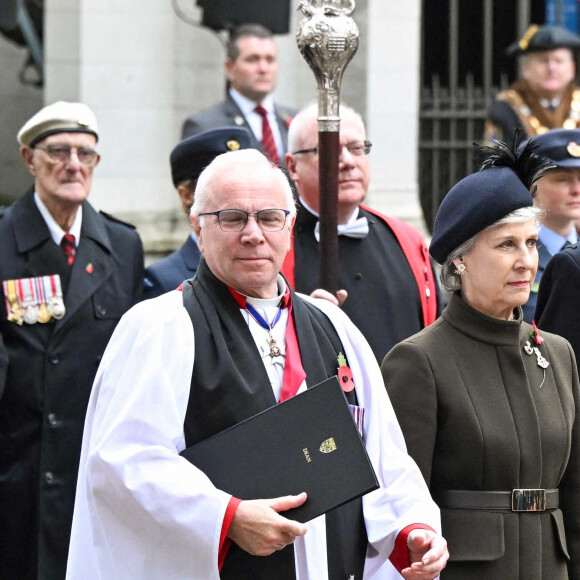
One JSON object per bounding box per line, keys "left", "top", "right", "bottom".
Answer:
{"left": 296, "top": 0, "right": 359, "bottom": 97}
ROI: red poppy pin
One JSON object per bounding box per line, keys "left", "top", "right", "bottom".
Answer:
{"left": 337, "top": 352, "right": 355, "bottom": 392}
{"left": 85, "top": 263, "right": 94, "bottom": 274}
{"left": 531, "top": 320, "right": 544, "bottom": 345}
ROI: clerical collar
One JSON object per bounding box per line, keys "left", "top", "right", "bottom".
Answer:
{"left": 228, "top": 277, "right": 290, "bottom": 309}
{"left": 34, "top": 191, "right": 82, "bottom": 247}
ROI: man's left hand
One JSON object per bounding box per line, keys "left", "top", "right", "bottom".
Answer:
{"left": 400, "top": 529, "right": 448, "bottom": 579}
{"left": 309, "top": 288, "right": 348, "bottom": 306}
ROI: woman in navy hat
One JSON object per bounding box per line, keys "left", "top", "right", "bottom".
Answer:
{"left": 381, "top": 140, "right": 580, "bottom": 579}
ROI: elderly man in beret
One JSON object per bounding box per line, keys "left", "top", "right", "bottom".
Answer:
{"left": 485, "top": 24, "right": 580, "bottom": 145}
{"left": 0, "top": 101, "right": 144, "bottom": 579}
{"left": 517, "top": 128, "right": 580, "bottom": 321}
{"left": 143, "top": 127, "right": 252, "bottom": 299}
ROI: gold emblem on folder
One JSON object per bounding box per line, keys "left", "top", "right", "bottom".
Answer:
{"left": 319, "top": 438, "right": 337, "bottom": 453}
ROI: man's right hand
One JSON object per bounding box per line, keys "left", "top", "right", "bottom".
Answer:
{"left": 227, "top": 492, "right": 308, "bottom": 556}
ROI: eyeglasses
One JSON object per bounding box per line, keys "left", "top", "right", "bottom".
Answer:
{"left": 33, "top": 145, "right": 99, "bottom": 165}
{"left": 292, "top": 140, "right": 372, "bottom": 157}
{"left": 199, "top": 208, "right": 290, "bottom": 232}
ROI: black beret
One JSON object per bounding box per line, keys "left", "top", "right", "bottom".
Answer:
{"left": 530, "top": 128, "right": 580, "bottom": 168}
{"left": 506, "top": 24, "right": 580, "bottom": 56}
{"left": 170, "top": 127, "right": 252, "bottom": 187}
{"left": 429, "top": 167, "right": 533, "bottom": 264}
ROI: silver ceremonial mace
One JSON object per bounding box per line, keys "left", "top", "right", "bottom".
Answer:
{"left": 296, "top": 0, "right": 359, "bottom": 295}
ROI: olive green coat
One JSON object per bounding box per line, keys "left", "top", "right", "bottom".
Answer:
{"left": 381, "top": 293, "right": 580, "bottom": 580}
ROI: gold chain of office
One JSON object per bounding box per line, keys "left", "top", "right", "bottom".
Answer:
{"left": 499, "top": 88, "right": 580, "bottom": 135}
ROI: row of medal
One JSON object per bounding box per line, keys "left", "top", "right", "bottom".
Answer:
{"left": 3, "top": 275, "right": 66, "bottom": 326}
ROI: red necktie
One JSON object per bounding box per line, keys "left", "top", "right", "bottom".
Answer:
{"left": 254, "top": 105, "right": 280, "bottom": 165}
{"left": 60, "top": 233, "right": 76, "bottom": 266}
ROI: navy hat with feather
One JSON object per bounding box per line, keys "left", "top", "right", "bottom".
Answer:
{"left": 170, "top": 127, "right": 252, "bottom": 187}
{"left": 429, "top": 138, "right": 555, "bottom": 264}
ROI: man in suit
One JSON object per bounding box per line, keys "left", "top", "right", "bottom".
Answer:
{"left": 181, "top": 24, "right": 294, "bottom": 165}
{"left": 521, "top": 128, "right": 580, "bottom": 322}
{"left": 143, "top": 127, "right": 252, "bottom": 299}
{"left": 485, "top": 24, "right": 580, "bottom": 145}
{"left": 282, "top": 103, "right": 439, "bottom": 363}
{"left": 0, "top": 101, "right": 144, "bottom": 579}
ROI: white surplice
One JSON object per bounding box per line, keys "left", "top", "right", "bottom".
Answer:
{"left": 66, "top": 290, "right": 440, "bottom": 579}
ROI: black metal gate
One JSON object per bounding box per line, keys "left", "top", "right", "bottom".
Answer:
{"left": 419, "top": 0, "right": 544, "bottom": 232}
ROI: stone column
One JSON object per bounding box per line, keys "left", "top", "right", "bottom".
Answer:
{"left": 45, "top": 0, "right": 179, "bottom": 252}
{"left": 365, "top": 0, "right": 425, "bottom": 233}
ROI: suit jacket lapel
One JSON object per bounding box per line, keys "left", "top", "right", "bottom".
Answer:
{"left": 53, "top": 203, "right": 113, "bottom": 333}
{"left": 275, "top": 107, "right": 292, "bottom": 157}
{"left": 12, "top": 190, "right": 70, "bottom": 281}
{"left": 224, "top": 96, "right": 263, "bottom": 150}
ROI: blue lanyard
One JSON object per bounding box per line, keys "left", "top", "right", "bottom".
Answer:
{"left": 245, "top": 302, "right": 283, "bottom": 357}
{"left": 245, "top": 302, "right": 282, "bottom": 330}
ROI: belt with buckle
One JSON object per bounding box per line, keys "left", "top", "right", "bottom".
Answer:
{"left": 432, "top": 489, "right": 559, "bottom": 512}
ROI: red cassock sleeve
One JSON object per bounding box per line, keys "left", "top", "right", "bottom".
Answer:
{"left": 218, "top": 496, "right": 243, "bottom": 570}
{"left": 389, "top": 523, "right": 437, "bottom": 573}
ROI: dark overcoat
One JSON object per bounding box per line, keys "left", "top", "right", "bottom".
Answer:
{"left": 536, "top": 243, "right": 580, "bottom": 367}
{"left": 0, "top": 190, "right": 144, "bottom": 580}
{"left": 381, "top": 293, "right": 580, "bottom": 580}
{"left": 142, "top": 235, "right": 200, "bottom": 300}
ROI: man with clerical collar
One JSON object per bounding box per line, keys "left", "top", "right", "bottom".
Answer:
{"left": 519, "top": 128, "right": 580, "bottom": 322}
{"left": 181, "top": 24, "right": 294, "bottom": 166}
{"left": 283, "top": 103, "right": 439, "bottom": 364}
{"left": 485, "top": 24, "right": 580, "bottom": 145}
{"left": 0, "top": 101, "right": 144, "bottom": 579}
{"left": 67, "top": 149, "right": 448, "bottom": 580}
{"left": 143, "top": 127, "right": 253, "bottom": 299}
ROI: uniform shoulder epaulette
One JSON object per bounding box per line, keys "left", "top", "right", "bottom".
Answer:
{"left": 99, "top": 210, "right": 137, "bottom": 230}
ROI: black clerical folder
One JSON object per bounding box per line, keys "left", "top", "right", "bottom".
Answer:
{"left": 180, "top": 376, "right": 379, "bottom": 523}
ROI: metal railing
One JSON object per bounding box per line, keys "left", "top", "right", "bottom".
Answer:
{"left": 418, "top": 73, "right": 510, "bottom": 232}
{"left": 418, "top": 0, "right": 533, "bottom": 232}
